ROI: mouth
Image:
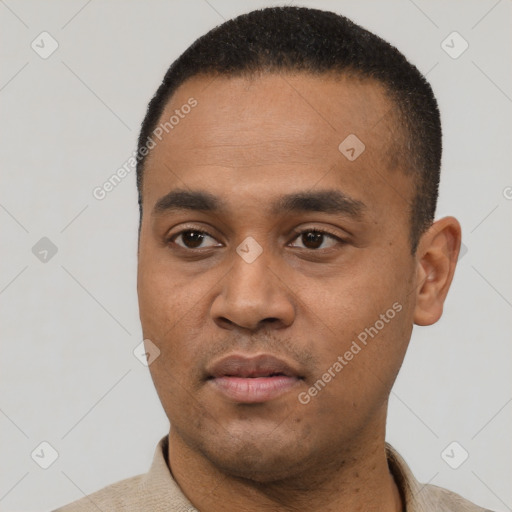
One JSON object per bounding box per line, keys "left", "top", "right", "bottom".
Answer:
{"left": 206, "top": 354, "right": 303, "bottom": 404}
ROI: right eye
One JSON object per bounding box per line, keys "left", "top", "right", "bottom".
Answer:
{"left": 168, "top": 229, "right": 223, "bottom": 250}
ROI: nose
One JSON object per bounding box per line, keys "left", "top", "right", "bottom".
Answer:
{"left": 210, "top": 247, "right": 296, "bottom": 332}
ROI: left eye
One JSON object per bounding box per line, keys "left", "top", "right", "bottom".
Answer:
{"left": 289, "top": 230, "right": 341, "bottom": 250}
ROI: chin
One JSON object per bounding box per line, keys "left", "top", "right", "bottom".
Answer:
{"left": 209, "top": 450, "right": 303, "bottom": 483}
{"left": 197, "top": 428, "right": 313, "bottom": 483}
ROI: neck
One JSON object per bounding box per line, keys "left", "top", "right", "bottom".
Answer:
{"left": 167, "top": 426, "right": 403, "bottom": 512}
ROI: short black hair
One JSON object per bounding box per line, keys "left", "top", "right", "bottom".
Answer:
{"left": 136, "top": 6, "right": 441, "bottom": 253}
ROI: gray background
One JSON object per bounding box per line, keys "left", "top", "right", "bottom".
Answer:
{"left": 1, "top": 0, "right": 511, "bottom": 510}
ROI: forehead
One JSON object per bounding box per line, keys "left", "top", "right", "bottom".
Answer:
{"left": 142, "top": 72, "right": 410, "bottom": 216}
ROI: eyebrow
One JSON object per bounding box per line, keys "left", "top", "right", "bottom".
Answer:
{"left": 152, "top": 189, "right": 366, "bottom": 219}
{"left": 153, "top": 189, "right": 225, "bottom": 214}
{"left": 271, "top": 190, "right": 366, "bottom": 218}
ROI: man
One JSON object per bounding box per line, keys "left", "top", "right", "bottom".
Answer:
{"left": 55, "top": 6, "right": 492, "bottom": 512}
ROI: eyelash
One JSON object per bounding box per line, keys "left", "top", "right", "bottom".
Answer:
{"left": 166, "top": 226, "right": 346, "bottom": 251}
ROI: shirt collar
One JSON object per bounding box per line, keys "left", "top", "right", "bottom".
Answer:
{"left": 143, "top": 435, "right": 431, "bottom": 512}
{"left": 386, "top": 442, "right": 432, "bottom": 512}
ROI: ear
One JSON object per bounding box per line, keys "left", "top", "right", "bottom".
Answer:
{"left": 413, "top": 216, "right": 462, "bottom": 326}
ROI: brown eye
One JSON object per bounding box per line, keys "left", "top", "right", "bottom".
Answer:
{"left": 301, "top": 231, "right": 324, "bottom": 249}
{"left": 289, "top": 229, "right": 341, "bottom": 250}
{"left": 171, "top": 230, "right": 220, "bottom": 249}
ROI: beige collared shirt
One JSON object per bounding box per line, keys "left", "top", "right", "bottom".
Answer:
{"left": 54, "top": 436, "right": 492, "bottom": 511}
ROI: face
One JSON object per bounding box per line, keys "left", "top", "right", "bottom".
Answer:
{"left": 137, "top": 73, "right": 419, "bottom": 482}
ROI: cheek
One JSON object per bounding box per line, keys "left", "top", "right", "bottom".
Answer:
{"left": 138, "top": 277, "right": 175, "bottom": 340}
{"left": 138, "top": 255, "right": 199, "bottom": 335}
{"left": 137, "top": 256, "right": 214, "bottom": 377}
{"left": 299, "top": 260, "right": 396, "bottom": 333}
{"left": 299, "top": 256, "right": 413, "bottom": 385}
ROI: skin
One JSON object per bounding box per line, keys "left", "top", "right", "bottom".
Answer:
{"left": 137, "top": 72, "right": 461, "bottom": 512}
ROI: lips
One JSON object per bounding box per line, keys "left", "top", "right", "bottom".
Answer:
{"left": 206, "top": 354, "right": 303, "bottom": 403}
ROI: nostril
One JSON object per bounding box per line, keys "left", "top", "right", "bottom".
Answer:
{"left": 218, "top": 317, "right": 234, "bottom": 327}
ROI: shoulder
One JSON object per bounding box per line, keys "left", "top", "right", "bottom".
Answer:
{"left": 419, "top": 482, "right": 495, "bottom": 512}
{"left": 52, "top": 473, "right": 147, "bottom": 512}
{"left": 52, "top": 435, "right": 197, "bottom": 512}
{"left": 385, "top": 443, "right": 494, "bottom": 512}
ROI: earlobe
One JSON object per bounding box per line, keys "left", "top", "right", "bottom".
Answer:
{"left": 413, "top": 216, "right": 462, "bottom": 326}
